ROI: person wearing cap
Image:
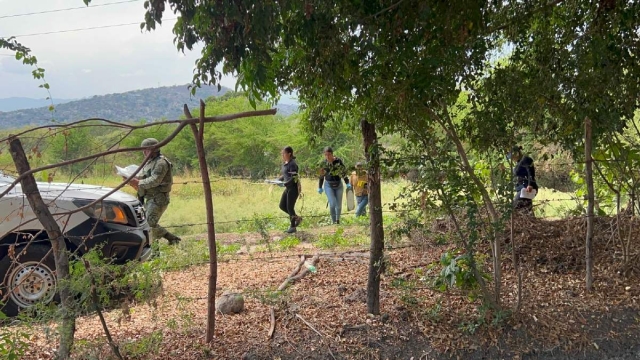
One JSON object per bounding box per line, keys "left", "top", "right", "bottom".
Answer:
{"left": 318, "top": 146, "right": 351, "bottom": 224}
{"left": 126, "top": 138, "right": 181, "bottom": 246}
{"left": 508, "top": 145, "right": 539, "bottom": 213}
{"left": 350, "top": 162, "right": 369, "bottom": 217}
{"left": 278, "top": 146, "right": 302, "bottom": 233}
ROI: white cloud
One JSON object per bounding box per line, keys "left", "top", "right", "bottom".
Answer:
{"left": 120, "top": 69, "right": 146, "bottom": 78}
{"left": 0, "top": 0, "right": 237, "bottom": 99}
{"left": 0, "top": 57, "right": 32, "bottom": 74}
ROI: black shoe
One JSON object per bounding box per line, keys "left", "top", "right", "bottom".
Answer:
{"left": 294, "top": 216, "right": 303, "bottom": 227}
{"left": 166, "top": 233, "right": 181, "bottom": 245}
{"left": 284, "top": 227, "right": 297, "bottom": 234}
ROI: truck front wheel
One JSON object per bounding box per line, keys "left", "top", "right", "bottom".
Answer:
{"left": 0, "top": 245, "right": 58, "bottom": 317}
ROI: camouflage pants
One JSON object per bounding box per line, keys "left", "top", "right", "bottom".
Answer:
{"left": 144, "top": 193, "right": 171, "bottom": 243}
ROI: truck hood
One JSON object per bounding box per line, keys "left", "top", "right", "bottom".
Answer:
{"left": 35, "top": 182, "right": 137, "bottom": 203}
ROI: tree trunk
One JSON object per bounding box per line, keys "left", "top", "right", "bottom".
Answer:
{"left": 437, "top": 115, "right": 501, "bottom": 306}
{"left": 440, "top": 116, "right": 498, "bottom": 221}
{"left": 185, "top": 103, "right": 218, "bottom": 342}
{"left": 584, "top": 117, "right": 595, "bottom": 292}
{"left": 510, "top": 210, "right": 522, "bottom": 312}
{"left": 9, "top": 137, "right": 76, "bottom": 359}
{"left": 361, "top": 119, "right": 384, "bottom": 315}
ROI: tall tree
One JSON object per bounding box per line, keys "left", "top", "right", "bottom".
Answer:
{"left": 472, "top": 0, "right": 640, "bottom": 290}
{"left": 125, "top": 0, "right": 511, "bottom": 314}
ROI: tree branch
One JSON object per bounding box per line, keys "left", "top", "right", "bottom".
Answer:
{"left": 0, "top": 109, "right": 277, "bottom": 201}
{"left": 365, "top": 0, "right": 405, "bottom": 19}
{"left": 1, "top": 109, "right": 277, "bottom": 143}
{"left": 487, "top": 0, "right": 567, "bottom": 34}
{"left": 83, "top": 259, "right": 124, "bottom": 360}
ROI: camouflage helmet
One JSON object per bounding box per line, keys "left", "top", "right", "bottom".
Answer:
{"left": 141, "top": 138, "right": 159, "bottom": 147}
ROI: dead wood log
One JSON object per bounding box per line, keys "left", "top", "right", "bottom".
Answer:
{"left": 277, "top": 254, "right": 319, "bottom": 291}
{"left": 277, "top": 256, "right": 306, "bottom": 291}
{"left": 287, "top": 254, "right": 320, "bottom": 283}
{"left": 268, "top": 307, "right": 276, "bottom": 339}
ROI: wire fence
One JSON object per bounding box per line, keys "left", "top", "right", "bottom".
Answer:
{"left": 0, "top": 190, "right": 629, "bottom": 249}
{"left": 1, "top": 150, "right": 636, "bottom": 260}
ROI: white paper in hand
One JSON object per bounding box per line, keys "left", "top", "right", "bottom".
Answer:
{"left": 520, "top": 188, "right": 537, "bottom": 199}
{"left": 264, "top": 179, "right": 284, "bottom": 185}
{"left": 116, "top": 165, "right": 141, "bottom": 178}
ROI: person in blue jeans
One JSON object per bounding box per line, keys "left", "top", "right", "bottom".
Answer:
{"left": 317, "top": 146, "right": 351, "bottom": 224}
{"left": 350, "top": 162, "right": 369, "bottom": 217}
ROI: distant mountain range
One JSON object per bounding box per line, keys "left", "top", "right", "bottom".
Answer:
{"left": 0, "top": 85, "right": 300, "bottom": 130}
{"left": 0, "top": 97, "right": 77, "bottom": 112}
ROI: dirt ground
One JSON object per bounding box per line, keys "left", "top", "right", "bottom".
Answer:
{"left": 16, "top": 216, "right": 640, "bottom": 359}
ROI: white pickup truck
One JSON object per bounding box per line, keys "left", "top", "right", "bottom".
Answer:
{"left": 0, "top": 172, "right": 151, "bottom": 316}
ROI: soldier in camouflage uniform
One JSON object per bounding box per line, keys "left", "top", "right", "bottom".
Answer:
{"left": 127, "top": 138, "right": 181, "bottom": 245}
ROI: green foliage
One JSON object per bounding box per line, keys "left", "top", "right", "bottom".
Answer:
{"left": 384, "top": 136, "right": 509, "bottom": 308}
{"left": 0, "top": 327, "right": 30, "bottom": 360}
{"left": 316, "top": 227, "right": 348, "bottom": 249}
{"left": 240, "top": 214, "right": 281, "bottom": 242}
{"left": 245, "top": 288, "right": 286, "bottom": 307}
{"left": 68, "top": 249, "right": 163, "bottom": 311}
{"left": 217, "top": 243, "right": 241, "bottom": 257}
{"left": 459, "top": 302, "right": 512, "bottom": 335}
{"left": 0, "top": 93, "right": 362, "bottom": 181}
{"left": 137, "top": 0, "right": 498, "bottom": 137}
{"left": 431, "top": 251, "right": 489, "bottom": 298}
{"left": 276, "top": 237, "right": 301, "bottom": 251}
{"left": 472, "top": 1, "right": 640, "bottom": 154}
{"left": 47, "top": 127, "right": 95, "bottom": 174}
{"left": 391, "top": 277, "right": 420, "bottom": 307}
{"left": 122, "top": 330, "right": 163, "bottom": 359}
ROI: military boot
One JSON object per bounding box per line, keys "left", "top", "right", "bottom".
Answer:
{"left": 165, "top": 232, "right": 182, "bottom": 245}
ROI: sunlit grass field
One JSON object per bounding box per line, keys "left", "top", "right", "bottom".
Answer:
{"left": 58, "top": 174, "right": 407, "bottom": 235}
{"left": 55, "top": 172, "right": 578, "bottom": 236}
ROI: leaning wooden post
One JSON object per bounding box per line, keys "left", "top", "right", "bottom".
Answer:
{"left": 8, "top": 137, "right": 76, "bottom": 359}
{"left": 184, "top": 102, "right": 218, "bottom": 342}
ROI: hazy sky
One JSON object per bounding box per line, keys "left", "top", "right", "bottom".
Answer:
{"left": 0, "top": 0, "right": 238, "bottom": 100}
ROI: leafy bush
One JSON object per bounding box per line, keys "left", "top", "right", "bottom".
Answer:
{"left": 0, "top": 321, "right": 30, "bottom": 360}
{"left": 316, "top": 227, "right": 348, "bottom": 249}
{"left": 430, "top": 251, "right": 490, "bottom": 300}
{"left": 276, "top": 237, "right": 301, "bottom": 251}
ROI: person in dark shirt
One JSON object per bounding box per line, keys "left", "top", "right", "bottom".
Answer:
{"left": 317, "top": 146, "right": 351, "bottom": 224}
{"left": 278, "top": 146, "right": 302, "bottom": 233}
{"left": 508, "top": 145, "right": 539, "bottom": 213}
